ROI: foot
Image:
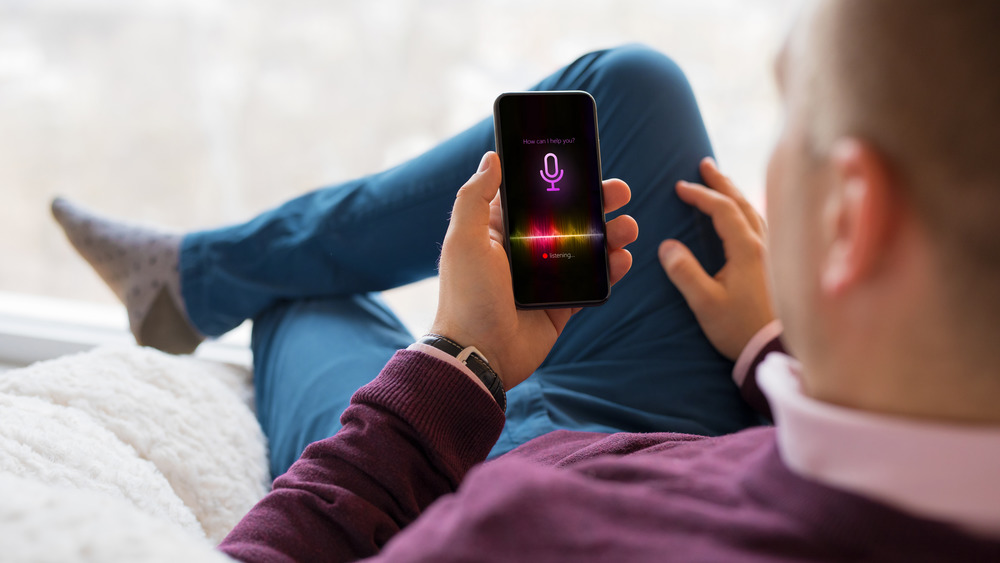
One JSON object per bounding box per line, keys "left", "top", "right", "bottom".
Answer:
{"left": 51, "top": 197, "right": 205, "bottom": 354}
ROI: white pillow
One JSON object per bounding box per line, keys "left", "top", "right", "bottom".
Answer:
{"left": 0, "top": 345, "right": 270, "bottom": 547}
{"left": 0, "top": 472, "right": 233, "bottom": 563}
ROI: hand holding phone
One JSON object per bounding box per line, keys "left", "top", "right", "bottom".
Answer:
{"left": 430, "top": 151, "right": 637, "bottom": 390}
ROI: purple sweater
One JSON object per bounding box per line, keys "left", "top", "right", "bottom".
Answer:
{"left": 219, "top": 350, "right": 1000, "bottom": 562}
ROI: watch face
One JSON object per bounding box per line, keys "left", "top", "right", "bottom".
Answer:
{"left": 494, "top": 91, "right": 610, "bottom": 308}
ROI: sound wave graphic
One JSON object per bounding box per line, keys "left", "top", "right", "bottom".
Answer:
{"left": 510, "top": 218, "right": 601, "bottom": 240}
{"left": 510, "top": 218, "right": 603, "bottom": 255}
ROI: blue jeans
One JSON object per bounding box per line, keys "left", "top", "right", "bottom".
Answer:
{"left": 180, "top": 45, "right": 760, "bottom": 479}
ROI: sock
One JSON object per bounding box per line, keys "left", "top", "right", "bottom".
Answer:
{"left": 51, "top": 197, "right": 204, "bottom": 354}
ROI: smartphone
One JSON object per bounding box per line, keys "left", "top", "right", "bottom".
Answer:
{"left": 493, "top": 91, "right": 610, "bottom": 309}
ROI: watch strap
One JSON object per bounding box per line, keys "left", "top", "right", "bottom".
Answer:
{"left": 418, "top": 334, "right": 507, "bottom": 413}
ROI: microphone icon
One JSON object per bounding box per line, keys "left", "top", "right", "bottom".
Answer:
{"left": 540, "top": 152, "right": 564, "bottom": 191}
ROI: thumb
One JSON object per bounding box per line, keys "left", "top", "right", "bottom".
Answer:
{"left": 658, "top": 239, "right": 717, "bottom": 309}
{"left": 449, "top": 152, "right": 501, "bottom": 237}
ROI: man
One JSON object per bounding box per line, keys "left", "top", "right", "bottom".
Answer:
{"left": 54, "top": 0, "right": 1000, "bottom": 560}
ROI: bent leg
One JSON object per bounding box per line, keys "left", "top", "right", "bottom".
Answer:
{"left": 252, "top": 294, "right": 413, "bottom": 478}
{"left": 181, "top": 44, "right": 718, "bottom": 337}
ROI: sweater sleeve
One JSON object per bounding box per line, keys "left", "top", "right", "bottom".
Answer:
{"left": 731, "top": 320, "right": 786, "bottom": 420}
{"left": 217, "top": 350, "right": 506, "bottom": 563}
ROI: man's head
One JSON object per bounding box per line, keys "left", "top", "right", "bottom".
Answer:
{"left": 766, "top": 0, "right": 1000, "bottom": 422}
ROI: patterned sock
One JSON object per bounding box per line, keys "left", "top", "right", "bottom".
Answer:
{"left": 51, "top": 197, "right": 204, "bottom": 354}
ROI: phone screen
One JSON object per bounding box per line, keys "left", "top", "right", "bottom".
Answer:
{"left": 493, "top": 91, "right": 610, "bottom": 308}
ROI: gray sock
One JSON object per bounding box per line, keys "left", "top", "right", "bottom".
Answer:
{"left": 51, "top": 197, "right": 204, "bottom": 354}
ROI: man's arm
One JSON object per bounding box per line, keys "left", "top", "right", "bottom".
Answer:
{"left": 219, "top": 152, "right": 638, "bottom": 561}
{"left": 218, "top": 350, "right": 504, "bottom": 562}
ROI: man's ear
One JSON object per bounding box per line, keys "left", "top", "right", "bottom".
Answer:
{"left": 819, "top": 139, "right": 899, "bottom": 296}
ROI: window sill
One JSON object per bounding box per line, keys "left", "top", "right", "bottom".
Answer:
{"left": 0, "top": 291, "right": 251, "bottom": 370}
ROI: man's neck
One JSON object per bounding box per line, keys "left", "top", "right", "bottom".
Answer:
{"left": 802, "top": 336, "right": 1000, "bottom": 426}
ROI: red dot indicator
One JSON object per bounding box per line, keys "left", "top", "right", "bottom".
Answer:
{"left": 543, "top": 253, "right": 548, "bottom": 259}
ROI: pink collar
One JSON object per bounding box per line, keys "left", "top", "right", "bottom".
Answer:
{"left": 758, "top": 353, "right": 1000, "bottom": 538}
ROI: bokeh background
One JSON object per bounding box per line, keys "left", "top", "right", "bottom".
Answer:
{"left": 0, "top": 0, "right": 802, "bottom": 334}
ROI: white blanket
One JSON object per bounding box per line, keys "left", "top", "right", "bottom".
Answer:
{"left": 0, "top": 346, "right": 271, "bottom": 562}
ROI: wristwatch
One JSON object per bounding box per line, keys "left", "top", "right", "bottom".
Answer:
{"left": 418, "top": 334, "right": 507, "bottom": 413}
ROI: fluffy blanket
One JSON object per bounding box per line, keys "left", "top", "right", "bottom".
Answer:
{"left": 0, "top": 346, "right": 271, "bottom": 562}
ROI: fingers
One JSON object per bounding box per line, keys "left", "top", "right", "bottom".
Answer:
{"left": 698, "top": 157, "right": 766, "bottom": 236}
{"left": 601, "top": 178, "right": 630, "bottom": 215}
{"left": 608, "top": 248, "right": 632, "bottom": 287}
{"left": 606, "top": 214, "right": 638, "bottom": 250}
{"left": 605, "top": 212, "right": 637, "bottom": 288}
{"left": 675, "top": 180, "right": 760, "bottom": 264}
{"left": 658, "top": 239, "right": 720, "bottom": 312}
{"left": 450, "top": 152, "right": 502, "bottom": 241}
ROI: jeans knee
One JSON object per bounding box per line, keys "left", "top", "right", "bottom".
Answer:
{"left": 591, "top": 44, "right": 691, "bottom": 95}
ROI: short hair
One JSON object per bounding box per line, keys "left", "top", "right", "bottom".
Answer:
{"left": 806, "top": 0, "right": 1000, "bottom": 336}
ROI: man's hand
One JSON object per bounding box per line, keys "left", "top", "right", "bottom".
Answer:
{"left": 430, "top": 152, "right": 638, "bottom": 390}
{"left": 658, "top": 157, "right": 775, "bottom": 361}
